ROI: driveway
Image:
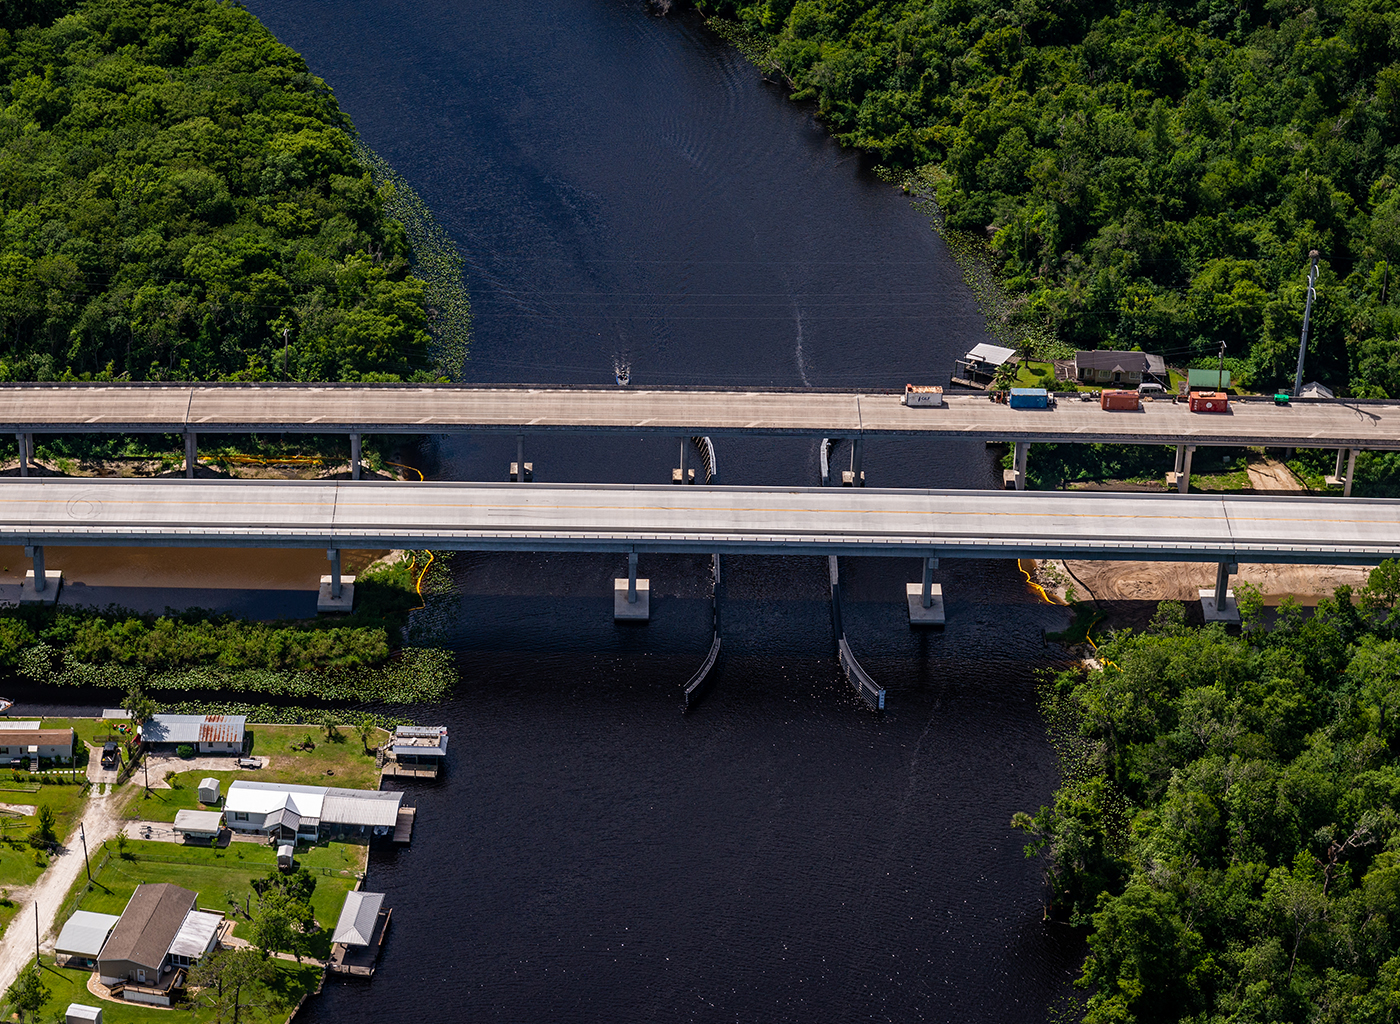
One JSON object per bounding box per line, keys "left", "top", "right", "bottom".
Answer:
{"left": 0, "top": 781, "right": 126, "bottom": 995}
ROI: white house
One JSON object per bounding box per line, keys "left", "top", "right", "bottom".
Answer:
{"left": 223, "top": 780, "right": 402, "bottom": 841}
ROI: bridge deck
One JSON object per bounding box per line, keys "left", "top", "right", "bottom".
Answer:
{"left": 2, "top": 384, "right": 1398, "bottom": 449}
{"left": 2, "top": 478, "right": 1395, "bottom": 565}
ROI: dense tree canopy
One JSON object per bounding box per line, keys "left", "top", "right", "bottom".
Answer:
{"left": 0, "top": 0, "right": 433, "bottom": 382}
{"left": 700, "top": 0, "right": 1400, "bottom": 396}
{"left": 1016, "top": 576, "right": 1400, "bottom": 1022}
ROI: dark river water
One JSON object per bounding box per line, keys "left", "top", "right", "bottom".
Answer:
{"left": 36, "top": 0, "right": 1084, "bottom": 1019}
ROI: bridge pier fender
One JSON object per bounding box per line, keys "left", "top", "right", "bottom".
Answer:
{"left": 350, "top": 433, "right": 361, "bottom": 481}
{"left": 907, "top": 555, "right": 945, "bottom": 626}
{"left": 1326, "top": 448, "right": 1358, "bottom": 496}
{"left": 614, "top": 551, "right": 649, "bottom": 621}
{"left": 318, "top": 548, "right": 356, "bottom": 613}
{"left": 1199, "top": 560, "right": 1240, "bottom": 623}
{"left": 184, "top": 432, "right": 197, "bottom": 479}
{"left": 20, "top": 544, "right": 61, "bottom": 604}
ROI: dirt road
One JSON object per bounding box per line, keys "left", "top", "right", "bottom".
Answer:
{"left": 0, "top": 755, "right": 127, "bottom": 996}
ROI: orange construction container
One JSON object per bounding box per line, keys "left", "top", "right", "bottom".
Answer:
{"left": 1099, "top": 390, "right": 1140, "bottom": 411}
{"left": 1189, "top": 391, "right": 1229, "bottom": 413}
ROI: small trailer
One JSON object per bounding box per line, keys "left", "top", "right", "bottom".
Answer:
{"left": 903, "top": 384, "right": 944, "bottom": 407}
{"left": 1189, "top": 391, "right": 1229, "bottom": 413}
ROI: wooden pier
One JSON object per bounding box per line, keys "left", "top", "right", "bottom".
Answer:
{"left": 392, "top": 807, "right": 415, "bottom": 844}
{"left": 328, "top": 907, "right": 392, "bottom": 978}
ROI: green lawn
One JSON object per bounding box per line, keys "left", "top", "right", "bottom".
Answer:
{"left": 74, "top": 840, "right": 363, "bottom": 938}
{"left": 2, "top": 958, "right": 322, "bottom": 1024}
{"left": 0, "top": 779, "right": 93, "bottom": 905}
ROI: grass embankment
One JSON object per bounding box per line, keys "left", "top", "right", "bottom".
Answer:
{"left": 0, "top": 554, "right": 456, "bottom": 706}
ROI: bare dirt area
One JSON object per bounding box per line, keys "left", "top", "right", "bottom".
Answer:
{"left": 1245, "top": 456, "right": 1304, "bottom": 491}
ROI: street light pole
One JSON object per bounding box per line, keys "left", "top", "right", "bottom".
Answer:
{"left": 1293, "top": 250, "right": 1320, "bottom": 396}
{"left": 1217, "top": 339, "right": 1226, "bottom": 392}
{"left": 79, "top": 822, "right": 90, "bottom": 883}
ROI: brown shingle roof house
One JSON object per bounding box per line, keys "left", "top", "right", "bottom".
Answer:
{"left": 96, "top": 883, "right": 197, "bottom": 997}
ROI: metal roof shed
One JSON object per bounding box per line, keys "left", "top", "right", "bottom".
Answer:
{"left": 173, "top": 810, "right": 224, "bottom": 839}
{"left": 65, "top": 1004, "right": 102, "bottom": 1024}
{"left": 55, "top": 911, "right": 120, "bottom": 959}
{"left": 332, "top": 891, "right": 385, "bottom": 946}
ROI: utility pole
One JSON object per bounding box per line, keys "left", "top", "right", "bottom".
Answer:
{"left": 34, "top": 902, "right": 38, "bottom": 965}
{"left": 79, "top": 822, "right": 90, "bottom": 883}
{"left": 1293, "top": 250, "right": 1320, "bottom": 396}
{"left": 282, "top": 327, "right": 291, "bottom": 379}
{"left": 1216, "top": 340, "right": 1226, "bottom": 392}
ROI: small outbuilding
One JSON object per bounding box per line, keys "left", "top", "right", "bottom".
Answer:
{"left": 197, "top": 778, "right": 221, "bottom": 805}
{"left": 65, "top": 1004, "right": 102, "bottom": 1024}
{"left": 172, "top": 810, "right": 224, "bottom": 844}
{"left": 277, "top": 844, "right": 295, "bottom": 870}
{"left": 55, "top": 911, "right": 120, "bottom": 966}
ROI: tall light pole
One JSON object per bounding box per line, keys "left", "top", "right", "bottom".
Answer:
{"left": 79, "top": 822, "right": 90, "bottom": 883}
{"left": 1216, "top": 339, "right": 1226, "bottom": 392}
{"left": 1293, "top": 250, "right": 1320, "bottom": 396}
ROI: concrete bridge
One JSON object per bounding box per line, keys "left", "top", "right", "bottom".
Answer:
{"left": 7, "top": 477, "right": 1396, "bottom": 617}
{"left": 4, "top": 383, "right": 1398, "bottom": 493}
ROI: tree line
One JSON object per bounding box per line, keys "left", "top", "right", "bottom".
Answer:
{"left": 0, "top": 0, "right": 437, "bottom": 383}
{"left": 1015, "top": 563, "right": 1400, "bottom": 1022}
{"left": 698, "top": 0, "right": 1400, "bottom": 397}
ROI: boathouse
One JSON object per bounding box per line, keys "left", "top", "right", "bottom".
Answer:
{"left": 329, "top": 890, "right": 391, "bottom": 977}
{"left": 388, "top": 725, "right": 448, "bottom": 775}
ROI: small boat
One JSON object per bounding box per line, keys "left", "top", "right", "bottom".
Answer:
{"left": 0, "top": 699, "right": 14, "bottom": 715}
{"left": 615, "top": 366, "right": 630, "bottom": 386}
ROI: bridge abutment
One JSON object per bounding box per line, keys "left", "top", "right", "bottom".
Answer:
{"left": 319, "top": 548, "right": 356, "bottom": 613}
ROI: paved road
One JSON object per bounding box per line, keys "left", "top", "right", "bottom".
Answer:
{"left": 2, "top": 478, "right": 1397, "bottom": 564}
{"left": 2, "top": 384, "right": 1398, "bottom": 448}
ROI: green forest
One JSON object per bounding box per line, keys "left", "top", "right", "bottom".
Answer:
{"left": 699, "top": 0, "right": 1400, "bottom": 397}
{"left": 1016, "top": 568, "right": 1400, "bottom": 1023}
{"left": 0, "top": 0, "right": 435, "bottom": 382}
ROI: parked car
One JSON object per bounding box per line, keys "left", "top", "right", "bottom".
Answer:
{"left": 7, "top": 758, "right": 24, "bottom": 769}
{"left": 1137, "top": 383, "right": 1166, "bottom": 396}
{"left": 100, "top": 742, "right": 120, "bottom": 770}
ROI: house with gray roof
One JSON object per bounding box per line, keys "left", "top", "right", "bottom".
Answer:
{"left": 224, "top": 779, "right": 403, "bottom": 841}
{"left": 97, "top": 883, "right": 205, "bottom": 1004}
{"left": 139, "top": 714, "right": 246, "bottom": 754}
{"left": 1074, "top": 349, "right": 1167, "bottom": 386}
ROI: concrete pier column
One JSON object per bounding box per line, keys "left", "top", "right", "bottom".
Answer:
{"left": 318, "top": 548, "right": 356, "bottom": 613}
{"left": 1004, "top": 442, "right": 1029, "bottom": 489}
{"left": 1174, "top": 445, "right": 1185, "bottom": 474}
{"left": 673, "top": 437, "right": 694, "bottom": 484}
{"left": 1177, "top": 445, "right": 1195, "bottom": 494}
{"left": 1199, "top": 560, "right": 1240, "bottom": 622}
{"left": 511, "top": 435, "right": 532, "bottom": 483}
{"left": 842, "top": 439, "right": 865, "bottom": 486}
{"left": 16, "top": 433, "right": 30, "bottom": 476}
{"left": 907, "top": 555, "right": 944, "bottom": 625}
{"left": 614, "top": 550, "right": 649, "bottom": 620}
{"left": 20, "top": 544, "right": 60, "bottom": 604}
{"left": 184, "top": 432, "right": 197, "bottom": 478}
{"left": 350, "top": 433, "right": 361, "bottom": 481}
{"left": 1325, "top": 448, "right": 1358, "bottom": 495}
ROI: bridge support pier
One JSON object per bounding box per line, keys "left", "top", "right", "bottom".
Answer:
{"left": 318, "top": 548, "right": 356, "bottom": 613}
{"left": 20, "top": 544, "right": 61, "bottom": 604}
{"left": 1167, "top": 444, "right": 1196, "bottom": 493}
{"left": 15, "top": 433, "right": 32, "bottom": 476}
{"left": 673, "top": 437, "right": 694, "bottom": 484}
{"left": 1326, "top": 448, "right": 1357, "bottom": 496}
{"left": 511, "top": 434, "right": 533, "bottom": 482}
{"left": 907, "top": 556, "right": 944, "bottom": 626}
{"left": 1199, "top": 560, "right": 1239, "bottom": 623}
{"left": 350, "top": 433, "right": 361, "bottom": 481}
{"left": 842, "top": 438, "right": 865, "bottom": 486}
{"left": 1003, "top": 442, "right": 1029, "bottom": 490}
{"left": 614, "top": 551, "right": 649, "bottom": 621}
{"left": 184, "top": 432, "right": 197, "bottom": 478}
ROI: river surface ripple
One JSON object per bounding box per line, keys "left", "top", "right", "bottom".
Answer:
{"left": 170, "top": 0, "right": 1082, "bottom": 1018}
